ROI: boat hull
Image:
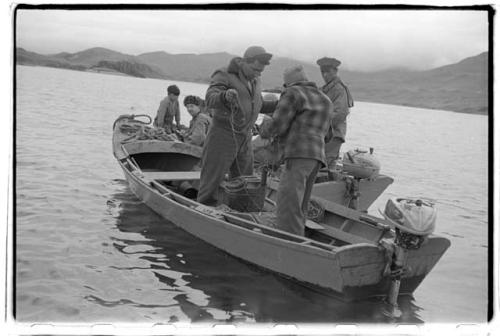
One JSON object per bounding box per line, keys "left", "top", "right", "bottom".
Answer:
{"left": 112, "top": 117, "right": 450, "bottom": 301}
{"left": 119, "top": 161, "right": 449, "bottom": 301}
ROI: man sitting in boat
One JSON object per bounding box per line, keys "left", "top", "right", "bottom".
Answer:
{"left": 154, "top": 84, "right": 181, "bottom": 134}
{"left": 259, "top": 65, "right": 334, "bottom": 236}
{"left": 176, "top": 95, "right": 212, "bottom": 147}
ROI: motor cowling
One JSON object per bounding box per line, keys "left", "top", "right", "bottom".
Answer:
{"left": 381, "top": 197, "right": 437, "bottom": 249}
{"left": 342, "top": 148, "right": 380, "bottom": 179}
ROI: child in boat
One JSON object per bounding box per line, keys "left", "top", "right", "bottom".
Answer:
{"left": 154, "top": 85, "right": 181, "bottom": 134}
{"left": 177, "top": 95, "right": 212, "bottom": 147}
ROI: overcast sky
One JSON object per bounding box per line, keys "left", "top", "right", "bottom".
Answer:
{"left": 16, "top": 8, "right": 488, "bottom": 71}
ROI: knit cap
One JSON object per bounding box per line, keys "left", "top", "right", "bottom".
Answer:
{"left": 283, "top": 65, "right": 308, "bottom": 86}
{"left": 183, "top": 95, "right": 203, "bottom": 106}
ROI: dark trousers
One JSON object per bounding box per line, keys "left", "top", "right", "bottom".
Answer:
{"left": 197, "top": 126, "right": 254, "bottom": 205}
{"left": 276, "top": 158, "right": 321, "bottom": 236}
{"left": 325, "top": 137, "right": 343, "bottom": 168}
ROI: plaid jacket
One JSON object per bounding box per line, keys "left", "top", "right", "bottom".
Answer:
{"left": 260, "top": 81, "right": 334, "bottom": 166}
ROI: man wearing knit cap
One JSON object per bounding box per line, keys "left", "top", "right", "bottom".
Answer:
{"left": 316, "top": 57, "right": 354, "bottom": 168}
{"left": 155, "top": 84, "right": 181, "bottom": 134}
{"left": 197, "top": 46, "right": 277, "bottom": 206}
{"left": 259, "top": 65, "right": 333, "bottom": 236}
{"left": 179, "top": 95, "right": 212, "bottom": 147}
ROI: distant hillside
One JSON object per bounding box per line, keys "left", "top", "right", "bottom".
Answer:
{"left": 137, "top": 51, "right": 234, "bottom": 82}
{"left": 16, "top": 47, "right": 488, "bottom": 115}
{"left": 90, "top": 60, "right": 164, "bottom": 79}
{"left": 341, "top": 52, "right": 488, "bottom": 114}
{"left": 16, "top": 47, "right": 165, "bottom": 79}
{"left": 16, "top": 47, "right": 88, "bottom": 71}
{"left": 49, "top": 47, "right": 135, "bottom": 65}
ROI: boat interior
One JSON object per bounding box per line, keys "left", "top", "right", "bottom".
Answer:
{"left": 120, "top": 142, "right": 395, "bottom": 251}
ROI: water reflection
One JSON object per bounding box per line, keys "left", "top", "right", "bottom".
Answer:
{"left": 108, "top": 182, "right": 423, "bottom": 323}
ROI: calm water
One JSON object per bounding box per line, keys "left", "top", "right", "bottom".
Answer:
{"left": 15, "top": 65, "right": 489, "bottom": 324}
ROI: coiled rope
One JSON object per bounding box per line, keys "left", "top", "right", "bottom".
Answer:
{"left": 112, "top": 114, "right": 151, "bottom": 131}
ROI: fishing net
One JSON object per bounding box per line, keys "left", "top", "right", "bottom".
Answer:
{"left": 306, "top": 198, "right": 325, "bottom": 223}
{"left": 120, "top": 123, "right": 179, "bottom": 142}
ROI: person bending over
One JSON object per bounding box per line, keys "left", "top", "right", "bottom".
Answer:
{"left": 260, "top": 65, "right": 333, "bottom": 236}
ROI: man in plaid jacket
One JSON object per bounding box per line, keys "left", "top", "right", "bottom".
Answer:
{"left": 260, "top": 65, "right": 334, "bottom": 236}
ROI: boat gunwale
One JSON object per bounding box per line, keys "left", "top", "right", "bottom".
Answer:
{"left": 116, "top": 137, "right": 447, "bottom": 252}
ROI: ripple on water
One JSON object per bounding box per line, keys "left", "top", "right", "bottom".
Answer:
{"left": 15, "top": 66, "right": 489, "bottom": 323}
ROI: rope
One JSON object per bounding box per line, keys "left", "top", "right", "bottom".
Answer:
{"left": 227, "top": 97, "right": 266, "bottom": 213}
{"left": 112, "top": 114, "right": 151, "bottom": 130}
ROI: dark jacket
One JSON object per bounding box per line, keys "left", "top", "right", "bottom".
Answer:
{"left": 321, "top": 77, "right": 353, "bottom": 141}
{"left": 205, "top": 57, "right": 276, "bottom": 134}
{"left": 155, "top": 97, "right": 180, "bottom": 133}
{"left": 184, "top": 112, "right": 212, "bottom": 147}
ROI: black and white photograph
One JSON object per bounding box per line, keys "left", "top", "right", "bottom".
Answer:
{"left": 8, "top": 2, "right": 492, "bottom": 333}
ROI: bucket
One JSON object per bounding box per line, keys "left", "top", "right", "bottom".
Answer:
{"left": 220, "top": 175, "right": 266, "bottom": 212}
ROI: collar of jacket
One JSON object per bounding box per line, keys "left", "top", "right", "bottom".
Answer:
{"left": 191, "top": 110, "right": 201, "bottom": 119}
{"left": 285, "top": 81, "right": 318, "bottom": 89}
{"left": 227, "top": 56, "right": 256, "bottom": 94}
{"left": 322, "top": 76, "right": 342, "bottom": 91}
{"left": 227, "top": 57, "right": 244, "bottom": 75}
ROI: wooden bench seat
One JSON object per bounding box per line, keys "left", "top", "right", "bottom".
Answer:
{"left": 142, "top": 171, "right": 201, "bottom": 181}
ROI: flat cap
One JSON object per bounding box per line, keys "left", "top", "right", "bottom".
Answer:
{"left": 244, "top": 46, "right": 273, "bottom": 64}
{"left": 316, "top": 57, "right": 341, "bottom": 68}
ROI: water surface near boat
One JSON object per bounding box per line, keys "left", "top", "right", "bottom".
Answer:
{"left": 15, "top": 65, "right": 488, "bottom": 323}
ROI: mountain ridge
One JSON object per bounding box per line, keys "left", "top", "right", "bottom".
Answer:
{"left": 15, "top": 47, "right": 488, "bottom": 115}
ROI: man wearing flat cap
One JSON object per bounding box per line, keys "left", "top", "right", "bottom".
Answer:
{"left": 259, "top": 65, "right": 333, "bottom": 236}
{"left": 316, "top": 57, "right": 354, "bottom": 168}
{"left": 197, "top": 46, "right": 277, "bottom": 206}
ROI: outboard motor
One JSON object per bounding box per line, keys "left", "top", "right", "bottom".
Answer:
{"left": 342, "top": 148, "right": 381, "bottom": 179}
{"left": 338, "top": 147, "right": 381, "bottom": 209}
{"left": 380, "top": 197, "right": 437, "bottom": 318}
{"left": 383, "top": 197, "right": 436, "bottom": 248}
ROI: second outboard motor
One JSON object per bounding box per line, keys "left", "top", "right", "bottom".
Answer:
{"left": 380, "top": 197, "right": 437, "bottom": 318}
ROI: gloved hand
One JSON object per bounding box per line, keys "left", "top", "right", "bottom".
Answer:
{"left": 224, "top": 89, "right": 239, "bottom": 104}
{"left": 258, "top": 115, "right": 274, "bottom": 139}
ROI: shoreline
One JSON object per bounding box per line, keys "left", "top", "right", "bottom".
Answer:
{"left": 17, "top": 64, "right": 487, "bottom": 116}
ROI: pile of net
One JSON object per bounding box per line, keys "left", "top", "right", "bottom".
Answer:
{"left": 306, "top": 198, "right": 325, "bottom": 223}
{"left": 120, "top": 123, "right": 179, "bottom": 143}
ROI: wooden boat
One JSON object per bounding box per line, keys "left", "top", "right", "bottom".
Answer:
{"left": 112, "top": 115, "right": 450, "bottom": 301}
